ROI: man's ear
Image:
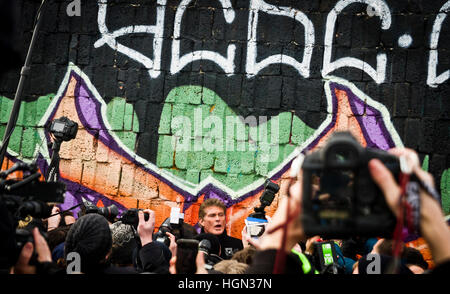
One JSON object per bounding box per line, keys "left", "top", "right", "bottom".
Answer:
{"left": 198, "top": 218, "right": 204, "bottom": 228}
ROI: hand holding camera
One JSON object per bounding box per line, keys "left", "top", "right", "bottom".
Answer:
{"left": 255, "top": 131, "right": 450, "bottom": 273}
{"left": 369, "top": 148, "right": 450, "bottom": 265}
{"left": 257, "top": 164, "right": 305, "bottom": 254}
{"left": 13, "top": 228, "right": 52, "bottom": 274}
{"left": 137, "top": 209, "right": 155, "bottom": 246}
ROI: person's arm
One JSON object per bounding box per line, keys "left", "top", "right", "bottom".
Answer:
{"left": 245, "top": 171, "right": 306, "bottom": 274}
{"left": 136, "top": 209, "right": 170, "bottom": 273}
{"left": 137, "top": 209, "right": 155, "bottom": 246}
{"left": 258, "top": 176, "right": 305, "bottom": 252}
{"left": 369, "top": 149, "right": 450, "bottom": 266}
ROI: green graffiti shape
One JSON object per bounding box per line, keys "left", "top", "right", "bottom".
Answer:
{"left": 106, "top": 97, "right": 139, "bottom": 151}
{"left": 0, "top": 94, "right": 54, "bottom": 159}
{"left": 0, "top": 95, "right": 139, "bottom": 160}
{"left": 157, "top": 85, "right": 315, "bottom": 191}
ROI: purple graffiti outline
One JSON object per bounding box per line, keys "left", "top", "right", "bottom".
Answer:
{"left": 42, "top": 70, "right": 400, "bottom": 213}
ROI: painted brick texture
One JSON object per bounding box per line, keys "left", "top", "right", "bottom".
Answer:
{"left": 0, "top": 1, "right": 448, "bottom": 250}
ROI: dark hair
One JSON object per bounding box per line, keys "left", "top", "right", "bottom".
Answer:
{"left": 199, "top": 198, "right": 226, "bottom": 220}
{"left": 47, "top": 225, "right": 71, "bottom": 252}
{"left": 108, "top": 239, "right": 137, "bottom": 267}
{"left": 231, "top": 247, "right": 256, "bottom": 265}
{"left": 64, "top": 214, "right": 112, "bottom": 273}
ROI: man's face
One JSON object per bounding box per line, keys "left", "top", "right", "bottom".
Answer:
{"left": 199, "top": 206, "right": 226, "bottom": 236}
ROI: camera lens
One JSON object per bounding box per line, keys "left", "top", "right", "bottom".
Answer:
{"left": 325, "top": 144, "right": 358, "bottom": 167}
{"left": 99, "top": 204, "right": 119, "bottom": 219}
{"left": 19, "top": 201, "right": 52, "bottom": 219}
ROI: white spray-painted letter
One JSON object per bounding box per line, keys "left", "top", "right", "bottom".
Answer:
{"left": 246, "top": 0, "right": 314, "bottom": 78}
{"left": 171, "top": 0, "right": 236, "bottom": 75}
{"left": 95, "top": 0, "right": 166, "bottom": 79}
{"left": 427, "top": 0, "right": 450, "bottom": 88}
{"left": 322, "top": 0, "right": 392, "bottom": 84}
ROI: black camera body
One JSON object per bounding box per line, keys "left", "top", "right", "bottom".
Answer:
{"left": 120, "top": 208, "right": 149, "bottom": 229}
{"left": 80, "top": 198, "right": 119, "bottom": 223}
{"left": 301, "top": 132, "right": 398, "bottom": 238}
{"left": 153, "top": 213, "right": 185, "bottom": 246}
{"left": 2, "top": 181, "right": 66, "bottom": 219}
{"left": 48, "top": 116, "right": 78, "bottom": 142}
{"left": 249, "top": 179, "right": 279, "bottom": 220}
{"left": 0, "top": 162, "right": 66, "bottom": 269}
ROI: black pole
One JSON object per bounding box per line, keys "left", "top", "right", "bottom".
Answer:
{"left": 0, "top": 0, "right": 48, "bottom": 170}
{"left": 46, "top": 139, "right": 62, "bottom": 182}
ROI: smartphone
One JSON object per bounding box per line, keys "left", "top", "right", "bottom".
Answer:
{"left": 314, "top": 241, "right": 338, "bottom": 274}
{"left": 175, "top": 239, "right": 199, "bottom": 274}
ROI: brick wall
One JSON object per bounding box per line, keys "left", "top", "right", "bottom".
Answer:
{"left": 0, "top": 0, "right": 449, "bottom": 242}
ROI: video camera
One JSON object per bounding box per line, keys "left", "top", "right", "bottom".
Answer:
{"left": 0, "top": 161, "right": 66, "bottom": 270}
{"left": 301, "top": 132, "right": 398, "bottom": 238}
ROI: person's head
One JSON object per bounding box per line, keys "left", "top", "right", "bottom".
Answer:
{"left": 231, "top": 247, "right": 256, "bottom": 265}
{"left": 47, "top": 225, "right": 71, "bottom": 252}
{"left": 64, "top": 214, "right": 112, "bottom": 273}
{"left": 198, "top": 198, "right": 227, "bottom": 236}
{"left": 213, "top": 259, "right": 248, "bottom": 274}
{"left": 108, "top": 221, "right": 137, "bottom": 267}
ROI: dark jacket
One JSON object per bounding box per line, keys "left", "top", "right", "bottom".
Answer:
{"left": 137, "top": 241, "right": 171, "bottom": 274}
{"left": 245, "top": 249, "right": 304, "bottom": 274}
{"left": 217, "top": 231, "right": 243, "bottom": 259}
{"left": 199, "top": 229, "right": 243, "bottom": 259}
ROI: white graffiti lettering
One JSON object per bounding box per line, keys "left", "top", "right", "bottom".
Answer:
{"left": 427, "top": 0, "right": 450, "bottom": 88}
{"left": 94, "top": 0, "right": 448, "bottom": 89}
{"left": 322, "top": 0, "right": 392, "bottom": 84}
{"left": 94, "top": 0, "right": 167, "bottom": 79}
{"left": 246, "top": 0, "right": 314, "bottom": 78}
{"left": 171, "top": 0, "right": 236, "bottom": 75}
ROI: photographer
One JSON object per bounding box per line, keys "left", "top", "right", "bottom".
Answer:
{"left": 63, "top": 213, "right": 137, "bottom": 274}
{"left": 134, "top": 209, "right": 172, "bottom": 274}
{"left": 198, "top": 198, "right": 243, "bottom": 259}
{"left": 246, "top": 147, "right": 450, "bottom": 274}
{"left": 11, "top": 227, "right": 59, "bottom": 274}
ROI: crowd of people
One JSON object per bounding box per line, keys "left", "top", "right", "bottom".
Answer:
{"left": 1, "top": 148, "right": 449, "bottom": 275}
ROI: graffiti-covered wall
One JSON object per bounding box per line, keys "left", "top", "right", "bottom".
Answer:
{"left": 0, "top": 0, "right": 449, "bottom": 241}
